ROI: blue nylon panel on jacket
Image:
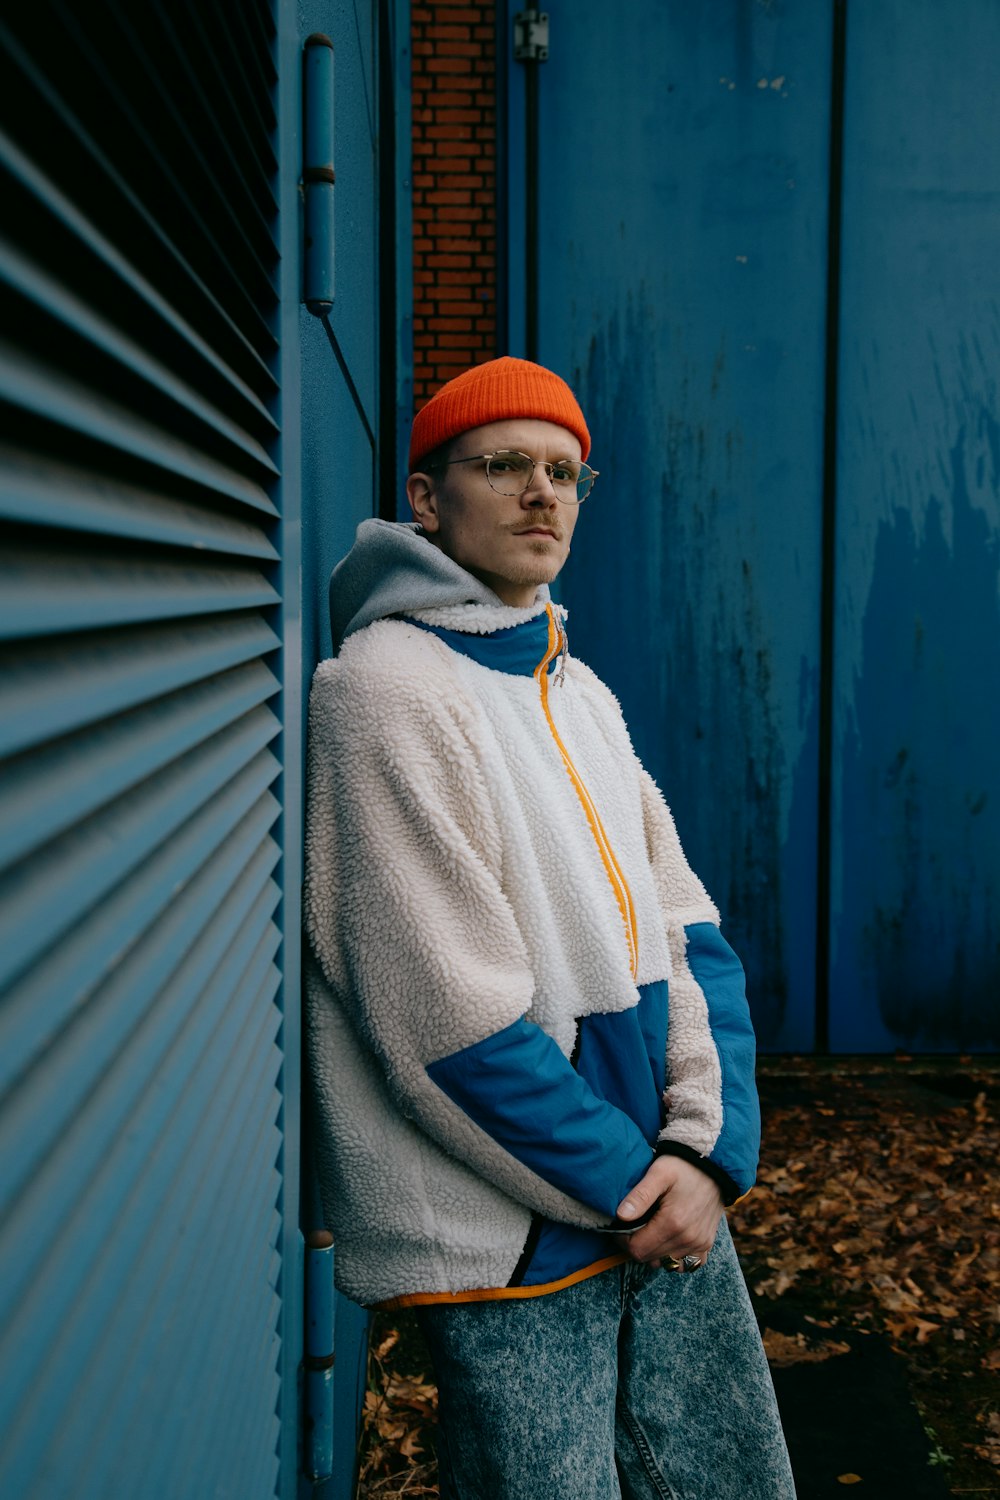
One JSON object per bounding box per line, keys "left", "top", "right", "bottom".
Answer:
{"left": 573, "top": 980, "right": 668, "bottom": 1143}
{"left": 425, "top": 1015, "right": 655, "bottom": 1219}
{"left": 684, "top": 922, "right": 760, "bottom": 1195}
{"left": 405, "top": 613, "right": 553, "bottom": 676}
{"left": 514, "top": 982, "right": 668, "bottom": 1284}
{"left": 518, "top": 1221, "right": 615, "bottom": 1286}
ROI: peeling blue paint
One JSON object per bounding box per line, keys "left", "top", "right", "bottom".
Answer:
{"left": 559, "top": 282, "right": 822, "bottom": 1054}
{"left": 832, "top": 469, "right": 1000, "bottom": 1049}
{"left": 831, "top": 0, "right": 1000, "bottom": 1050}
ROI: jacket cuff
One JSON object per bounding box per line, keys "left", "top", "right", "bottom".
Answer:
{"left": 653, "top": 1139, "right": 741, "bottom": 1206}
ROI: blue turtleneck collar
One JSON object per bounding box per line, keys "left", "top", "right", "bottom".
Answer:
{"left": 406, "top": 611, "right": 560, "bottom": 677}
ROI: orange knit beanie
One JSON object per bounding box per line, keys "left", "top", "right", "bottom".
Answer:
{"left": 408, "top": 356, "right": 591, "bottom": 470}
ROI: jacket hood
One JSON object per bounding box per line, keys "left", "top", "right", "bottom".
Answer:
{"left": 329, "top": 519, "right": 549, "bottom": 651}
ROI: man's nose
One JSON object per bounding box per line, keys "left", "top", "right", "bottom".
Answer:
{"left": 521, "top": 461, "right": 558, "bottom": 506}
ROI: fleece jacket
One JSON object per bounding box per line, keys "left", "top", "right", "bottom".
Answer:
{"left": 304, "top": 520, "right": 760, "bottom": 1307}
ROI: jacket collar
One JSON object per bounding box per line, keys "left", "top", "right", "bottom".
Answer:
{"left": 406, "top": 601, "right": 567, "bottom": 678}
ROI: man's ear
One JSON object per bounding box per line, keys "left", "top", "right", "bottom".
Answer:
{"left": 406, "top": 471, "right": 441, "bottom": 533}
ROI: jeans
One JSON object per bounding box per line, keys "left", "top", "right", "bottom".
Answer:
{"left": 416, "top": 1219, "right": 795, "bottom": 1500}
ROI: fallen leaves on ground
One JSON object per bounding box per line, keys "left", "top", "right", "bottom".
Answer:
{"left": 731, "top": 1063, "right": 1000, "bottom": 1495}
{"left": 358, "top": 1327, "right": 440, "bottom": 1497}
{"left": 729, "top": 1071, "right": 999, "bottom": 1357}
{"left": 973, "top": 1411, "right": 1000, "bottom": 1468}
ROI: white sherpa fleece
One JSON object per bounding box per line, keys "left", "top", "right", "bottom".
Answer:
{"left": 408, "top": 597, "right": 553, "bottom": 633}
{"left": 304, "top": 606, "right": 727, "bottom": 1306}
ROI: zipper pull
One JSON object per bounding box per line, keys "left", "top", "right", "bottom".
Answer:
{"left": 555, "top": 621, "right": 570, "bottom": 687}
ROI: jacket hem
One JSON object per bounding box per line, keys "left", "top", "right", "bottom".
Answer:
{"left": 374, "top": 1253, "right": 627, "bottom": 1310}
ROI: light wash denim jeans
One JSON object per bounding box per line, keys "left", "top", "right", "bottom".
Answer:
{"left": 416, "top": 1220, "right": 795, "bottom": 1500}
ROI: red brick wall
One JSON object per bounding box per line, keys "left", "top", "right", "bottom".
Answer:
{"left": 411, "top": 1, "right": 498, "bottom": 411}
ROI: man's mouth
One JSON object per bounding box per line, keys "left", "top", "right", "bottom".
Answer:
{"left": 513, "top": 526, "right": 560, "bottom": 539}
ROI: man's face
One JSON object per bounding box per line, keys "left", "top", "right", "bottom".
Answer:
{"left": 406, "top": 418, "right": 582, "bottom": 607}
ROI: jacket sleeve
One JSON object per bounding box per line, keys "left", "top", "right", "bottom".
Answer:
{"left": 304, "top": 643, "right": 654, "bottom": 1229}
{"left": 638, "top": 769, "right": 760, "bottom": 1202}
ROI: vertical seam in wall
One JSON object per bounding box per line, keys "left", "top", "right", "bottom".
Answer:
{"left": 524, "top": 53, "right": 539, "bottom": 361}
{"left": 816, "top": 0, "right": 849, "bottom": 1055}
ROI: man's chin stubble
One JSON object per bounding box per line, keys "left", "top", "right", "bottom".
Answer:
{"left": 504, "top": 555, "right": 563, "bottom": 587}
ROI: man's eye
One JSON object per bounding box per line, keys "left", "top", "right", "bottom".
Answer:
{"left": 552, "top": 464, "right": 577, "bottom": 483}
{"left": 492, "top": 455, "right": 532, "bottom": 475}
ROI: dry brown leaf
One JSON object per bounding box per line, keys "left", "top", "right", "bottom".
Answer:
{"left": 398, "top": 1429, "right": 424, "bottom": 1460}
{"left": 375, "top": 1329, "right": 400, "bottom": 1361}
{"left": 385, "top": 1373, "right": 439, "bottom": 1417}
{"left": 762, "top": 1328, "right": 851, "bottom": 1367}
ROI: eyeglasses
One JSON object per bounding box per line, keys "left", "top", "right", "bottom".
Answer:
{"left": 433, "top": 450, "right": 599, "bottom": 504}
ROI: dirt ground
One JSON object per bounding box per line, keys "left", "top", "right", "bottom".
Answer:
{"left": 356, "top": 1057, "right": 1000, "bottom": 1499}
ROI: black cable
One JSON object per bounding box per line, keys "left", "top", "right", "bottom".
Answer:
{"left": 320, "top": 312, "right": 377, "bottom": 453}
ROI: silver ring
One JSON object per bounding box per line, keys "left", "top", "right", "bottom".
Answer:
{"left": 682, "top": 1254, "right": 702, "bottom": 1273}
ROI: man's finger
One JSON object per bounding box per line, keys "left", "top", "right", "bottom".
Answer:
{"left": 615, "top": 1159, "right": 676, "bottom": 1220}
{"left": 615, "top": 1184, "right": 658, "bottom": 1220}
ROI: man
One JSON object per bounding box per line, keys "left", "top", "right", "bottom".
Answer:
{"left": 305, "top": 357, "right": 795, "bottom": 1498}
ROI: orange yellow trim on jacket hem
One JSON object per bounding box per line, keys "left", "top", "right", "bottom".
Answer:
{"left": 375, "top": 1253, "right": 628, "bottom": 1310}
{"left": 535, "top": 606, "right": 639, "bottom": 978}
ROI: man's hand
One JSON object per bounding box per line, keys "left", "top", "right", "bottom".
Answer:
{"left": 615, "top": 1156, "right": 724, "bottom": 1268}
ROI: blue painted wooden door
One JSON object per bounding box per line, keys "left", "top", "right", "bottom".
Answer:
{"left": 508, "top": 0, "right": 999, "bottom": 1051}
{"left": 828, "top": 1, "right": 1000, "bottom": 1050}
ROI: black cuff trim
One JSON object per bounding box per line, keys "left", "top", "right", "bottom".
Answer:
{"left": 507, "top": 1213, "right": 544, "bottom": 1286}
{"left": 654, "top": 1140, "right": 741, "bottom": 1205}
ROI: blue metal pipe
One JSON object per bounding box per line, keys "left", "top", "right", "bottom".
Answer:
{"left": 303, "top": 1228, "right": 335, "bottom": 1482}
{"left": 303, "top": 34, "right": 335, "bottom": 315}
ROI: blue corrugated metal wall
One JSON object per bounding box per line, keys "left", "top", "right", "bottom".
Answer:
{"left": 0, "top": 0, "right": 399, "bottom": 1493}
{"left": 0, "top": 0, "right": 298, "bottom": 1492}
{"left": 505, "top": 0, "right": 999, "bottom": 1052}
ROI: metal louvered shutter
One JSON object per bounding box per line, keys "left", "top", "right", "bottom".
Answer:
{"left": 0, "top": 3, "right": 299, "bottom": 1496}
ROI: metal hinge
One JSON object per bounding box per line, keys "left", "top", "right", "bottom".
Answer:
{"left": 514, "top": 9, "right": 549, "bottom": 62}
{"left": 302, "top": 33, "right": 335, "bottom": 315}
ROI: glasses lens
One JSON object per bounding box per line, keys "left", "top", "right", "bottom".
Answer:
{"left": 549, "top": 459, "right": 596, "bottom": 504}
{"left": 486, "top": 452, "right": 534, "bottom": 495}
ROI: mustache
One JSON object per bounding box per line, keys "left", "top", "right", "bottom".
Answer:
{"left": 507, "top": 522, "right": 564, "bottom": 540}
